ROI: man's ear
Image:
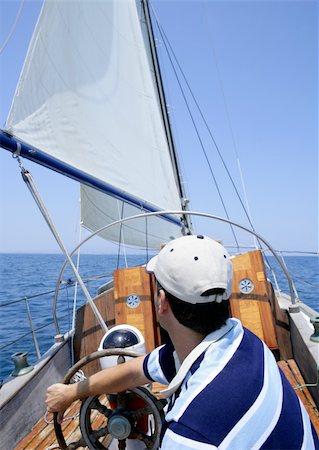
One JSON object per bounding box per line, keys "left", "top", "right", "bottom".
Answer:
{"left": 158, "top": 289, "right": 170, "bottom": 315}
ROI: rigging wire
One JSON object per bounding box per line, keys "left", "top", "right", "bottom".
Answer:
{"left": 0, "top": 0, "right": 25, "bottom": 55}
{"left": 152, "top": 10, "right": 258, "bottom": 247}
{"left": 70, "top": 213, "right": 83, "bottom": 366}
{"left": 150, "top": 7, "right": 287, "bottom": 282}
{"left": 151, "top": 6, "right": 287, "bottom": 289}
{"left": 116, "top": 201, "right": 129, "bottom": 269}
{"left": 152, "top": 15, "right": 240, "bottom": 250}
{"left": 200, "top": 2, "right": 257, "bottom": 248}
{"left": 0, "top": 273, "right": 113, "bottom": 309}
{"left": 13, "top": 154, "right": 108, "bottom": 334}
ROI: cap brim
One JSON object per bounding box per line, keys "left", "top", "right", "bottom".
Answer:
{"left": 145, "top": 255, "right": 158, "bottom": 274}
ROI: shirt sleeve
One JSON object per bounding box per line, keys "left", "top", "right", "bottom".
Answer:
{"left": 143, "top": 340, "right": 177, "bottom": 385}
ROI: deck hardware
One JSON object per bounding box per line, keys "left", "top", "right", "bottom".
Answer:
{"left": 289, "top": 304, "right": 300, "bottom": 314}
{"left": 239, "top": 278, "right": 254, "bottom": 294}
{"left": 54, "top": 334, "right": 65, "bottom": 344}
{"left": 126, "top": 294, "right": 141, "bottom": 309}
{"left": 107, "top": 412, "right": 132, "bottom": 439}
{"left": 310, "top": 316, "right": 319, "bottom": 343}
{"left": 11, "top": 352, "right": 34, "bottom": 377}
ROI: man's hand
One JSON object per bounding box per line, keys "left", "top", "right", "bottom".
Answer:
{"left": 46, "top": 383, "right": 77, "bottom": 423}
{"left": 46, "top": 356, "right": 149, "bottom": 423}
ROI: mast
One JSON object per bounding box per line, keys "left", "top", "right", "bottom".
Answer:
{"left": 141, "top": 0, "right": 192, "bottom": 234}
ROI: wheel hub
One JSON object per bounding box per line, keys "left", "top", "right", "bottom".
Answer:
{"left": 107, "top": 412, "right": 132, "bottom": 440}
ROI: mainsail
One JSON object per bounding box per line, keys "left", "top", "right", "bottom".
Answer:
{"left": 4, "top": 0, "right": 185, "bottom": 248}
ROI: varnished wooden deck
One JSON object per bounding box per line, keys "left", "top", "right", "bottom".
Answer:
{"left": 278, "top": 359, "right": 319, "bottom": 433}
{"left": 15, "top": 398, "right": 83, "bottom": 449}
{"left": 15, "top": 383, "right": 166, "bottom": 450}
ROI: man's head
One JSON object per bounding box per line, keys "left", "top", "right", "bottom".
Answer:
{"left": 146, "top": 235, "right": 233, "bottom": 335}
{"left": 146, "top": 234, "right": 233, "bottom": 304}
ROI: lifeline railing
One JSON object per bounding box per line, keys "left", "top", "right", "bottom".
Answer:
{"left": 0, "top": 273, "right": 111, "bottom": 381}
{"left": 0, "top": 282, "right": 77, "bottom": 366}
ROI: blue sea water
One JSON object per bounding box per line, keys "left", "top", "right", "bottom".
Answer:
{"left": 0, "top": 253, "right": 318, "bottom": 381}
{"left": 0, "top": 253, "right": 149, "bottom": 381}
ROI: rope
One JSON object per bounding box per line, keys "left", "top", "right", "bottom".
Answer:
{"left": 44, "top": 410, "right": 80, "bottom": 425}
{"left": 294, "top": 368, "right": 319, "bottom": 390}
{"left": 18, "top": 164, "right": 108, "bottom": 334}
{"left": 0, "top": 0, "right": 25, "bottom": 55}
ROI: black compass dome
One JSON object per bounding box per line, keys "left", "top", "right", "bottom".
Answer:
{"left": 102, "top": 328, "right": 140, "bottom": 349}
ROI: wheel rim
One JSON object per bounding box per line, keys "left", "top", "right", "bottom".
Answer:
{"left": 54, "top": 350, "right": 165, "bottom": 450}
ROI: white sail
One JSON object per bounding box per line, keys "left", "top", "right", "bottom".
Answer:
{"left": 81, "top": 185, "right": 181, "bottom": 248}
{"left": 5, "top": 0, "right": 183, "bottom": 247}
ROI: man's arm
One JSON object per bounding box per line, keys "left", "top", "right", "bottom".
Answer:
{"left": 46, "top": 355, "right": 150, "bottom": 422}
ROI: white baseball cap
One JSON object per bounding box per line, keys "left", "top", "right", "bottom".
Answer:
{"left": 146, "top": 235, "right": 233, "bottom": 304}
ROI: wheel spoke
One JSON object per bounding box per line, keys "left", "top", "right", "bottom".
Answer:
{"left": 116, "top": 392, "right": 127, "bottom": 409}
{"left": 118, "top": 439, "right": 127, "bottom": 450}
{"left": 130, "top": 430, "right": 154, "bottom": 449}
{"left": 132, "top": 405, "right": 153, "bottom": 419}
{"left": 66, "top": 437, "right": 88, "bottom": 449}
{"left": 91, "top": 397, "right": 112, "bottom": 417}
{"left": 89, "top": 425, "right": 109, "bottom": 440}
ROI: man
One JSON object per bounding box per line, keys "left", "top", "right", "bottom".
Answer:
{"left": 47, "top": 235, "right": 318, "bottom": 449}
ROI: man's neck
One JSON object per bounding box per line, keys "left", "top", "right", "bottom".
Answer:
{"left": 169, "top": 324, "right": 205, "bottom": 364}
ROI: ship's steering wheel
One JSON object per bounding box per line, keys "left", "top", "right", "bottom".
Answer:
{"left": 53, "top": 349, "right": 166, "bottom": 450}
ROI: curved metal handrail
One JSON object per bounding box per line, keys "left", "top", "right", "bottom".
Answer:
{"left": 52, "top": 210, "right": 298, "bottom": 334}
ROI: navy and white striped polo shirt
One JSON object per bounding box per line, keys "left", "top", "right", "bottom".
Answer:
{"left": 143, "top": 318, "right": 318, "bottom": 449}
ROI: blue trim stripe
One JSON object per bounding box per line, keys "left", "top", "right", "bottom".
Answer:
{"left": 189, "top": 353, "right": 205, "bottom": 375}
{"left": 158, "top": 341, "right": 176, "bottom": 383}
{"left": 143, "top": 354, "right": 154, "bottom": 382}
{"left": 144, "top": 341, "right": 177, "bottom": 385}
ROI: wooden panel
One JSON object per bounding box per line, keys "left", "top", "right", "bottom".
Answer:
{"left": 278, "top": 359, "right": 319, "bottom": 434}
{"left": 236, "top": 299, "right": 265, "bottom": 340}
{"left": 268, "top": 282, "right": 293, "bottom": 360}
{"left": 230, "top": 250, "right": 278, "bottom": 350}
{"left": 74, "top": 289, "right": 115, "bottom": 376}
{"left": 114, "top": 267, "right": 159, "bottom": 353}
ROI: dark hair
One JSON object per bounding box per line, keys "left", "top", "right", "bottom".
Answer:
{"left": 157, "top": 282, "right": 230, "bottom": 335}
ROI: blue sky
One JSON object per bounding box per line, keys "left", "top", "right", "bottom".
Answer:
{"left": 0, "top": 0, "right": 318, "bottom": 254}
